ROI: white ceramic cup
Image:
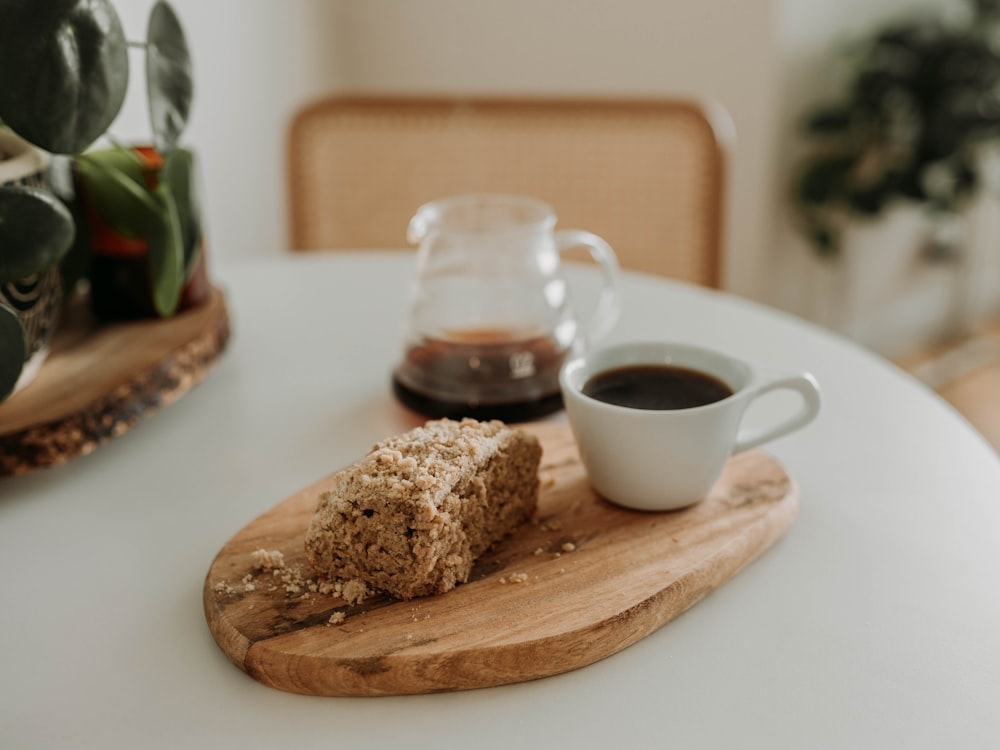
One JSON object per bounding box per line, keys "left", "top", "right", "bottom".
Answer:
{"left": 559, "top": 341, "right": 821, "bottom": 511}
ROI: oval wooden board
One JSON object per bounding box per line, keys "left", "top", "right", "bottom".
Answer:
{"left": 203, "top": 422, "right": 798, "bottom": 696}
{"left": 0, "top": 287, "right": 230, "bottom": 477}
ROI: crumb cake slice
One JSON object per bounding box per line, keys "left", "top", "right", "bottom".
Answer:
{"left": 304, "top": 418, "right": 542, "bottom": 600}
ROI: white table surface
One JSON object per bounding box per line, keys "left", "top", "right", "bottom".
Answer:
{"left": 2, "top": 251, "right": 999, "bottom": 749}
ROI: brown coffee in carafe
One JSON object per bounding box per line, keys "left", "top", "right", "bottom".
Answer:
{"left": 391, "top": 327, "right": 568, "bottom": 421}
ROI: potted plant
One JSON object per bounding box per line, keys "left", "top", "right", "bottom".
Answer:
{"left": 793, "top": 0, "right": 1000, "bottom": 258}
{"left": 0, "top": 0, "right": 205, "bottom": 400}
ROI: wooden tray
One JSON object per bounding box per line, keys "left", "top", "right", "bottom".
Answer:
{"left": 0, "top": 287, "right": 230, "bottom": 477}
{"left": 203, "top": 422, "right": 798, "bottom": 696}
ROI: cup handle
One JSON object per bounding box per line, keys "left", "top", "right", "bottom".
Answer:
{"left": 733, "top": 372, "right": 821, "bottom": 453}
{"left": 555, "top": 229, "right": 621, "bottom": 344}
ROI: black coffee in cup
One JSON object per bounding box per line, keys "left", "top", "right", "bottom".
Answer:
{"left": 582, "top": 364, "right": 733, "bottom": 410}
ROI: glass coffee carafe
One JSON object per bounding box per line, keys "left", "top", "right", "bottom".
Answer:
{"left": 392, "top": 194, "right": 620, "bottom": 421}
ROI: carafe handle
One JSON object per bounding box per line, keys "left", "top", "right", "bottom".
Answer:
{"left": 555, "top": 230, "right": 621, "bottom": 346}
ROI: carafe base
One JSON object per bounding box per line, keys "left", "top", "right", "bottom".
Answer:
{"left": 391, "top": 375, "right": 564, "bottom": 423}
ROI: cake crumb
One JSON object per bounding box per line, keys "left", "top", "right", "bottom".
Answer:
{"left": 341, "top": 578, "right": 369, "bottom": 605}
{"left": 501, "top": 572, "right": 529, "bottom": 584}
{"left": 561, "top": 542, "right": 576, "bottom": 553}
{"left": 328, "top": 611, "right": 346, "bottom": 625}
{"left": 215, "top": 551, "right": 371, "bottom": 608}
{"left": 533, "top": 547, "right": 544, "bottom": 556}
{"left": 251, "top": 549, "right": 286, "bottom": 571}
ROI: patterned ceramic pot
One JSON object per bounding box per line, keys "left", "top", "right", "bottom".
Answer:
{"left": 0, "top": 130, "right": 63, "bottom": 395}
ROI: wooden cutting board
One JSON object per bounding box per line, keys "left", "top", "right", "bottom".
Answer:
{"left": 203, "top": 422, "right": 798, "bottom": 696}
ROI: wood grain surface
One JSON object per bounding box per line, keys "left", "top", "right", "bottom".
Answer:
{"left": 203, "top": 421, "right": 798, "bottom": 697}
{"left": 0, "top": 287, "right": 230, "bottom": 477}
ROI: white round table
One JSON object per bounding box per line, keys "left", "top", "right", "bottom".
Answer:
{"left": 3, "top": 251, "right": 998, "bottom": 748}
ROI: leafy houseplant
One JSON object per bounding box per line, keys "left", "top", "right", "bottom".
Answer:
{"left": 794, "top": 0, "right": 1000, "bottom": 258}
{"left": 0, "top": 0, "right": 202, "bottom": 400}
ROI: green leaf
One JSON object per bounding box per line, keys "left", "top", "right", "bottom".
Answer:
{"left": 849, "top": 186, "right": 888, "bottom": 215}
{"left": 797, "top": 155, "right": 855, "bottom": 206}
{"left": 0, "top": 302, "right": 27, "bottom": 401}
{"left": 161, "top": 148, "right": 202, "bottom": 275}
{"left": 0, "top": 0, "right": 129, "bottom": 154}
{"left": 0, "top": 185, "right": 76, "bottom": 282}
{"left": 898, "top": 170, "right": 928, "bottom": 202}
{"left": 80, "top": 145, "right": 149, "bottom": 181}
{"left": 147, "top": 0, "right": 193, "bottom": 154}
{"left": 147, "top": 184, "right": 185, "bottom": 317}
{"left": 804, "top": 106, "right": 854, "bottom": 135}
{"left": 810, "top": 225, "right": 840, "bottom": 258}
{"left": 75, "top": 152, "right": 161, "bottom": 238}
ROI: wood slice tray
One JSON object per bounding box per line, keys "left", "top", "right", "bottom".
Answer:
{"left": 0, "top": 287, "right": 230, "bottom": 477}
{"left": 203, "top": 422, "right": 798, "bottom": 697}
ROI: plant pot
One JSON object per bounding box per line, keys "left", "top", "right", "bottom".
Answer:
{"left": 75, "top": 144, "right": 209, "bottom": 321}
{"left": 0, "top": 265, "right": 62, "bottom": 394}
{"left": 0, "top": 129, "right": 63, "bottom": 397}
{"left": 87, "top": 236, "right": 210, "bottom": 321}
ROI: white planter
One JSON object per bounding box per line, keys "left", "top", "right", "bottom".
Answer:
{"left": 801, "top": 203, "right": 1000, "bottom": 360}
